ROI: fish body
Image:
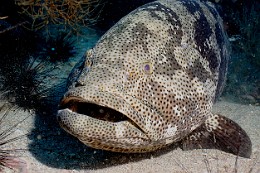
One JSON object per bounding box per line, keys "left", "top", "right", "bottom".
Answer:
{"left": 57, "top": 0, "right": 251, "bottom": 157}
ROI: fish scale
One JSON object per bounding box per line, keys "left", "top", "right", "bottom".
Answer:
{"left": 57, "top": 0, "right": 251, "bottom": 157}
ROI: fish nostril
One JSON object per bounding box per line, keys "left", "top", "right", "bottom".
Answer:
{"left": 75, "top": 81, "right": 85, "bottom": 87}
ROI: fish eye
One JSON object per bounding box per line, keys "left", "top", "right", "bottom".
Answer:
{"left": 144, "top": 64, "right": 150, "bottom": 71}
{"left": 142, "top": 62, "right": 153, "bottom": 75}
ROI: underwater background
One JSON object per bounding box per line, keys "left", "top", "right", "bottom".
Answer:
{"left": 0, "top": 0, "right": 259, "bottom": 172}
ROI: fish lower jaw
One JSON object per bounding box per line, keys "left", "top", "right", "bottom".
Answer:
{"left": 57, "top": 96, "right": 150, "bottom": 138}
{"left": 56, "top": 108, "right": 158, "bottom": 152}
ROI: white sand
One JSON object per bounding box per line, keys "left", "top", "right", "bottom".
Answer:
{"left": 1, "top": 98, "right": 259, "bottom": 173}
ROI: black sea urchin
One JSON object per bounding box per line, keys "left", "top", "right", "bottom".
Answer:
{"left": 0, "top": 25, "right": 66, "bottom": 112}
{"left": 41, "top": 32, "right": 76, "bottom": 63}
{"left": 0, "top": 103, "right": 28, "bottom": 172}
{"left": 0, "top": 56, "right": 57, "bottom": 111}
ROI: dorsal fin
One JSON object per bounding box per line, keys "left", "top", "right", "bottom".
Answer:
{"left": 181, "top": 114, "right": 252, "bottom": 158}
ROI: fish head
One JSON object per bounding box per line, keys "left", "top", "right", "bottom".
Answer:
{"left": 58, "top": 43, "right": 179, "bottom": 152}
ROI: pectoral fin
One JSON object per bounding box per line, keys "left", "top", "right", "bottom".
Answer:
{"left": 181, "top": 114, "right": 252, "bottom": 158}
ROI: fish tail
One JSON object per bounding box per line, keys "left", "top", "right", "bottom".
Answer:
{"left": 181, "top": 114, "right": 252, "bottom": 158}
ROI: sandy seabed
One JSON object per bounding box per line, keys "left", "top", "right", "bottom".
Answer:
{"left": 1, "top": 98, "right": 260, "bottom": 173}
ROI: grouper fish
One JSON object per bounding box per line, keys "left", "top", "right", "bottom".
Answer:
{"left": 57, "top": 0, "right": 252, "bottom": 157}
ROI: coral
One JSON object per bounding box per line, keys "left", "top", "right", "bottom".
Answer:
{"left": 0, "top": 20, "right": 28, "bottom": 34}
{"left": 15, "top": 0, "right": 105, "bottom": 31}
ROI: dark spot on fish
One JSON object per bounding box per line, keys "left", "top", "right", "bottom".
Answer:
{"left": 141, "top": 2, "right": 183, "bottom": 40}
{"left": 194, "top": 12, "right": 218, "bottom": 72}
{"left": 121, "top": 22, "right": 152, "bottom": 54}
{"left": 186, "top": 59, "right": 211, "bottom": 83}
{"left": 177, "top": 0, "right": 201, "bottom": 14}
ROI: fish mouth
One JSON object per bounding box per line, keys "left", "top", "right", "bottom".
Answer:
{"left": 59, "top": 96, "right": 131, "bottom": 123}
{"left": 57, "top": 95, "right": 152, "bottom": 152}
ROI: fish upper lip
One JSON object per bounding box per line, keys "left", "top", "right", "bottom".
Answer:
{"left": 59, "top": 96, "right": 85, "bottom": 112}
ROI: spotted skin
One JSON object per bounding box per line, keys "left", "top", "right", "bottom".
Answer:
{"left": 57, "top": 0, "right": 251, "bottom": 157}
